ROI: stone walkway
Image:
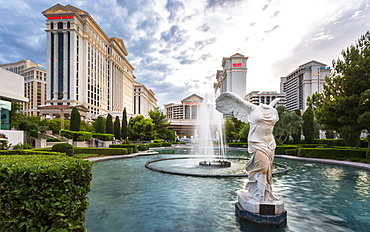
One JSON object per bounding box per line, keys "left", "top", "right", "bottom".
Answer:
{"left": 275, "top": 155, "right": 370, "bottom": 171}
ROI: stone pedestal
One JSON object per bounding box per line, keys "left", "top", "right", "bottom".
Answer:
{"left": 235, "top": 191, "right": 287, "bottom": 227}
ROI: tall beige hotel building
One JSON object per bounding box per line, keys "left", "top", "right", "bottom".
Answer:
{"left": 42, "top": 4, "right": 136, "bottom": 117}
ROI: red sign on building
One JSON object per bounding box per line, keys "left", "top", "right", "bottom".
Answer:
{"left": 232, "top": 63, "right": 242, "bottom": 67}
{"left": 47, "top": 16, "right": 74, "bottom": 20}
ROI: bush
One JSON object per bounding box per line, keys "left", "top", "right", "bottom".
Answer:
{"left": 92, "top": 133, "right": 114, "bottom": 141}
{"left": 73, "top": 147, "right": 128, "bottom": 155}
{"left": 148, "top": 143, "right": 162, "bottom": 148}
{"left": 162, "top": 142, "right": 172, "bottom": 147}
{"left": 297, "top": 148, "right": 366, "bottom": 159}
{"left": 61, "top": 130, "right": 92, "bottom": 141}
{"left": 138, "top": 144, "right": 149, "bottom": 151}
{"left": 275, "top": 145, "right": 300, "bottom": 155}
{"left": 46, "top": 138, "right": 63, "bottom": 142}
{"left": 228, "top": 142, "right": 248, "bottom": 147}
{"left": 315, "top": 139, "right": 346, "bottom": 147}
{"left": 12, "top": 142, "right": 32, "bottom": 150}
{"left": 109, "top": 144, "right": 138, "bottom": 153}
{"left": 52, "top": 143, "right": 74, "bottom": 156}
{"left": 0, "top": 150, "right": 63, "bottom": 156}
{"left": 0, "top": 155, "right": 92, "bottom": 231}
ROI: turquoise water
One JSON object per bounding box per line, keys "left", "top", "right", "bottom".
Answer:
{"left": 85, "top": 153, "right": 370, "bottom": 232}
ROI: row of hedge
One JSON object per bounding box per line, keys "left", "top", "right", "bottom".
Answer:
{"left": 0, "top": 150, "right": 63, "bottom": 156}
{"left": 0, "top": 155, "right": 92, "bottom": 231}
{"left": 61, "top": 130, "right": 115, "bottom": 141}
{"left": 285, "top": 138, "right": 368, "bottom": 147}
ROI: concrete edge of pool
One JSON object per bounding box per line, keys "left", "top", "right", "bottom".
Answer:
{"left": 84, "top": 151, "right": 370, "bottom": 171}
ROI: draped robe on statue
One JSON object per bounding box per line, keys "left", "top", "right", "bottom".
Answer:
{"left": 215, "top": 91, "right": 281, "bottom": 203}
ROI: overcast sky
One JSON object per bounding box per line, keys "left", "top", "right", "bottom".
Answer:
{"left": 0, "top": 0, "right": 369, "bottom": 108}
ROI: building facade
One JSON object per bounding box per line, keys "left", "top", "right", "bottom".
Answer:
{"left": 214, "top": 53, "right": 248, "bottom": 98}
{"left": 42, "top": 4, "right": 135, "bottom": 118}
{"left": 0, "top": 60, "right": 47, "bottom": 116}
{"left": 245, "top": 91, "right": 286, "bottom": 107}
{"left": 0, "top": 68, "right": 28, "bottom": 145}
{"left": 280, "top": 60, "right": 331, "bottom": 111}
{"left": 133, "top": 81, "right": 157, "bottom": 117}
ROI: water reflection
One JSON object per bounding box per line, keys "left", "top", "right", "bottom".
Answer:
{"left": 86, "top": 153, "right": 370, "bottom": 232}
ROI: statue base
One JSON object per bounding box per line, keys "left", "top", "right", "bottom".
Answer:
{"left": 235, "top": 191, "right": 287, "bottom": 227}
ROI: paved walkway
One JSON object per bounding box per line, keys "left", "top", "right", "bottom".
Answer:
{"left": 275, "top": 155, "right": 370, "bottom": 171}
{"left": 85, "top": 152, "right": 370, "bottom": 171}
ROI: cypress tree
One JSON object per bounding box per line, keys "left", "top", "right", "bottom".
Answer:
{"left": 302, "top": 106, "right": 314, "bottom": 144}
{"left": 121, "top": 107, "right": 127, "bottom": 140}
{"left": 94, "top": 116, "right": 105, "bottom": 133}
{"left": 114, "top": 116, "right": 121, "bottom": 140}
{"left": 70, "top": 107, "right": 81, "bottom": 131}
{"left": 292, "top": 109, "right": 302, "bottom": 144}
{"left": 106, "top": 114, "right": 113, "bottom": 134}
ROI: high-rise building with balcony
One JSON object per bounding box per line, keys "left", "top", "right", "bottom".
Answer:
{"left": 280, "top": 60, "right": 331, "bottom": 111}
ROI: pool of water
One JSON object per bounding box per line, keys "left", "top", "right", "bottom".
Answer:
{"left": 85, "top": 153, "right": 370, "bottom": 232}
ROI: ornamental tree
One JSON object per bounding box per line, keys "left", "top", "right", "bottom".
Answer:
{"left": 70, "top": 107, "right": 81, "bottom": 131}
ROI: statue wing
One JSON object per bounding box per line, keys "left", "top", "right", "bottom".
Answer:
{"left": 215, "top": 91, "right": 256, "bottom": 123}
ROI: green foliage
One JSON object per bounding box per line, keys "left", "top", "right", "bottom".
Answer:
{"left": 0, "top": 155, "right": 92, "bottom": 231}
{"left": 10, "top": 102, "right": 27, "bottom": 129}
{"left": 18, "top": 120, "right": 39, "bottom": 138}
{"left": 80, "top": 120, "right": 94, "bottom": 132}
{"left": 227, "top": 142, "right": 248, "bottom": 147}
{"left": 121, "top": 108, "right": 128, "bottom": 140}
{"left": 162, "top": 142, "right": 172, "bottom": 147}
{"left": 164, "top": 129, "right": 176, "bottom": 142}
{"left": 70, "top": 107, "right": 81, "bottom": 131}
{"left": 0, "top": 150, "right": 63, "bottom": 156}
{"left": 12, "top": 142, "right": 32, "bottom": 150}
{"left": 273, "top": 106, "right": 304, "bottom": 143}
{"left": 0, "top": 133, "right": 10, "bottom": 150}
{"left": 302, "top": 106, "right": 315, "bottom": 144}
{"left": 51, "top": 143, "right": 74, "bottom": 156}
{"left": 114, "top": 116, "right": 121, "bottom": 140}
{"left": 46, "top": 138, "right": 63, "bottom": 142}
{"left": 127, "top": 115, "right": 154, "bottom": 141}
{"left": 292, "top": 109, "right": 302, "bottom": 144}
{"left": 109, "top": 144, "right": 138, "bottom": 153}
{"left": 92, "top": 133, "right": 114, "bottom": 141}
{"left": 315, "top": 139, "right": 346, "bottom": 147}
{"left": 239, "top": 124, "right": 250, "bottom": 142}
{"left": 138, "top": 144, "right": 149, "bottom": 151}
{"left": 148, "top": 142, "right": 162, "bottom": 148}
{"left": 73, "top": 147, "right": 128, "bottom": 155}
{"left": 224, "top": 116, "right": 246, "bottom": 142}
{"left": 149, "top": 107, "right": 171, "bottom": 139}
{"left": 310, "top": 31, "right": 370, "bottom": 147}
{"left": 106, "top": 114, "right": 114, "bottom": 134}
{"left": 61, "top": 130, "right": 92, "bottom": 141}
{"left": 297, "top": 147, "right": 366, "bottom": 160}
{"left": 93, "top": 116, "right": 105, "bottom": 133}
{"left": 42, "top": 118, "right": 70, "bottom": 134}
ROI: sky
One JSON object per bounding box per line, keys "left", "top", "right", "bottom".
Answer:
{"left": 0, "top": 0, "right": 369, "bottom": 108}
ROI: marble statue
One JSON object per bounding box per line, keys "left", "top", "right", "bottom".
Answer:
{"left": 216, "top": 91, "right": 281, "bottom": 203}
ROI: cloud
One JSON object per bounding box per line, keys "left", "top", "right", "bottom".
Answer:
{"left": 262, "top": 0, "right": 272, "bottom": 11}
{"left": 264, "top": 25, "right": 280, "bottom": 34}
{"left": 165, "top": 0, "right": 185, "bottom": 23}
{"left": 194, "top": 38, "right": 217, "bottom": 50}
{"left": 197, "top": 23, "right": 211, "bottom": 32}
{"left": 160, "top": 25, "right": 189, "bottom": 49}
{"left": 206, "top": 0, "right": 244, "bottom": 9}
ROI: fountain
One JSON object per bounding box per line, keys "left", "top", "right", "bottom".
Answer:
{"left": 195, "top": 93, "right": 231, "bottom": 167}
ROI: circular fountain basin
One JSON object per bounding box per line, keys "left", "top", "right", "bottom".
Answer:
{"left": 199, "top": 160, "right": 231, "bottom": 167}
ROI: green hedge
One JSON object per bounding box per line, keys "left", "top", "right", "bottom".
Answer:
{"left": 227, "top": 142, "right": 248, "bottom": 147}
{"left": 52, "top": 143, "right": 74, "bottom": 156}
{"left": 148, "top": 143, "right": 162, "bottom": 148}
{"left": 314, "top": 139, "right": 346, "bottom": 147}
{"left": 162, "top": 142, "right": 172, "bottom": 147}
{"left": 275, "top": 145, "right": 299, "bottom": 155}
{"left": 61, "top": 130, "right": 92, "bottom": 141}
{"left": 46, "top": 138, "right": 63, "bottom": 142}
{"left": 0, "top": 150, "right": 63, "bottom": 156}
{"left": 138, "top": 144, "right": 149, "bottom": 151}
{"left": 73, "top": 147, "right": 128, "bottom": 155}
{"left": 92, "top": 133, "right": 114, "bottom": 141}
{"left": 297, "top": 148, "right": 366, "bottom": 159}
{"left": 0, "top": 155, "right": 92, "bottom": 231}
{"left": 109, "top": 144, "right": 138, "bottom": 153}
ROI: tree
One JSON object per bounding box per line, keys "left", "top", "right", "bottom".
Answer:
{"left": 224, "top": 116, "right": 246, "bottom": 142}
{"left": 291, "top": 109, "right": 302, "bottom": 144}
{"left": 302, "top": 106, "right": 315, "bottom": 144}
{"left": 121, "top": 108, "right": 128, "bottom": 140}
{"left": 93, "top": 116, "right": 105, "bottom": 133}
{"left": 273, "top": 106, "right": 303, "bottom": 143}
{"left": 42, "top": 118, "right": 70, "bottom": 134}
{"left": 11, "top": 102, "right": 27, "bottom": 129}
{"left": 239, "top": 124, "right": 250, "bottom": 142}
{"left": 70, "top": 107, "right": 81, "bottom": 131}
{"left": 106, "top": 114, "right": 113, "bottom": 134}
{"left": 114, "top": 116, "right": 121, "bottom": 140}
{"left": 310, "top": 31, "right": 370, "bottom": 147}
{"left": 127, "top": 115, "right": 154, "bottom": 141}
{"left": 149, "top": 107, "right": 171, "bottom": 139}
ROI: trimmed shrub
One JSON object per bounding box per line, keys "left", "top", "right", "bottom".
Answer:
{"left": 61, "top": 130, "right": 92, "bottom": 141}
{"left": 109, "top": 144, "right": 138, "bottom": 153}
{"left": 275, "top": 145, "right": 299, "bottom": 155}
{"left": 297, "top": 148, "right": 366, "bottom": 159}
{"left": 315, "top": 139, "right": 346, "bottom": 147}
{"left": 92, "top": 133, "right": 114, "bottom": 141}
{"left": 0, "top": 150, "right": 63, "bottom": 156}
{"left": 52, "top": 143, "right": 74, "bottom": 156}
{"left": 73, "top": 147, "right": 128, "bottom": 155}
{"left": 138, "top": 144, "right": 149, "bottom": 151}
{"left": 46, "top": 138, "right": 63, "bottom": 142}
{"left": 148, "top": 143, "right": 162, "bottom": 148}
{"left": 0, "top": 155, "right": 92, "bottom": 231}
{"left": 228, "top": 142, "right": 248, "bottom": 147}
{"left": 162, "top": 142, "right": 172, "bottom": 147}
{"left": 70, "top": 107, "right": 81, "bottom": 131}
